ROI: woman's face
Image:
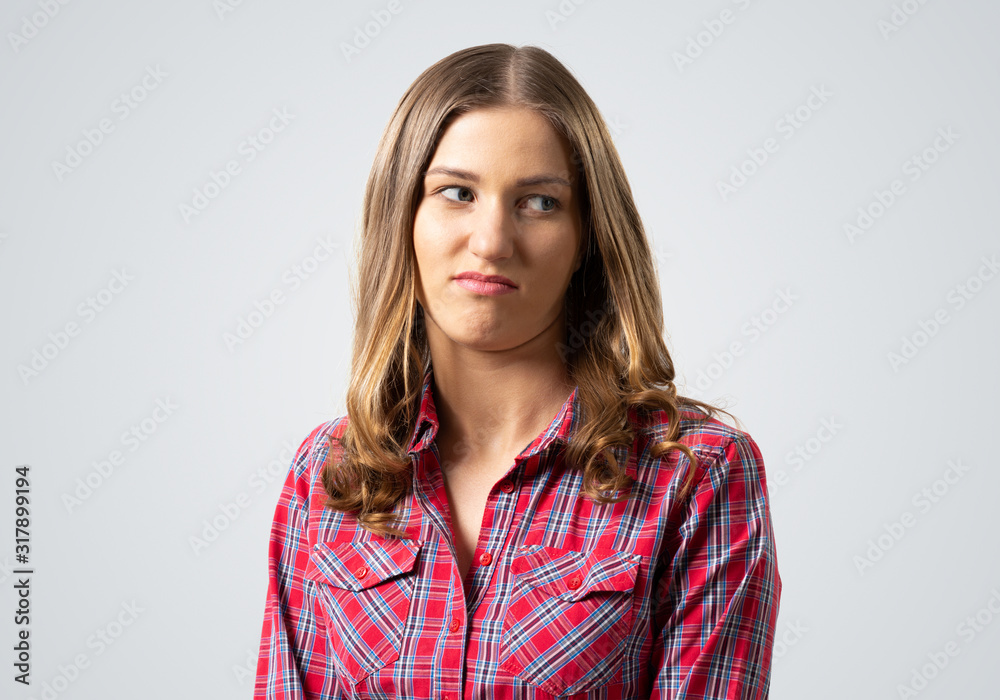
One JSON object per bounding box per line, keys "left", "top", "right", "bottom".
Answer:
{"left": 413, "top": 106, "right": 583, "bottom": 356}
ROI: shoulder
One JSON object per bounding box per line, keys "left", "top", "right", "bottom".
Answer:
{"left": 634, "top": 403, "right": 766, "bottom": 486}
{"left": 287, "top": 415, "right": 351, "bottom": 484}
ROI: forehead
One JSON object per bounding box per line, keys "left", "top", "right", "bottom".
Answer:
{"left": 427, "top": 107, "right": 575, "bottom": 179}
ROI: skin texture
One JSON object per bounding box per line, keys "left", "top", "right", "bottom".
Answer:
{"left": 412, "top": 106, "right": 584, "bottom": 579}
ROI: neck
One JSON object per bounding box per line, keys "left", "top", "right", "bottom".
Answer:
{"left": 425, "top": 314, "right": 576, "bottom": 469}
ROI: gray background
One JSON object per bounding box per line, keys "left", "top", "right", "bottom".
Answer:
{"left": 2, "top": 0, "right": 998, "bottom": 698}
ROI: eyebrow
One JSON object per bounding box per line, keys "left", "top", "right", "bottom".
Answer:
{"left": 423, "top": 166, "right": 572, "bottom": 189}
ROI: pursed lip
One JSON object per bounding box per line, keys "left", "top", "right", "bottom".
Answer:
{"left": 453, "top": 271, "right": 517, "bottom": 288}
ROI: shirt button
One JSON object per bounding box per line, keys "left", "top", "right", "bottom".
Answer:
{"left": 479, "top": 551, "right": 493, "bottom": 566}
{"left": 568, "top": 575, "right": 582, "bottom": 590}
{"left": 355, "top": 565, "right": 368, "bottom": 579}
{"left": 499, "top": 479, "right": 514, "bottom": 493}
{"left": 449, "top": 617, "right": 461, "bottom": 633}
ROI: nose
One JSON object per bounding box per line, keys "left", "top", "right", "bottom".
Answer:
{"left": 467, "top": 197, "right": 514, "bottom": 262}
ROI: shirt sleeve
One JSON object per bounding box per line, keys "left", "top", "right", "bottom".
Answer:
{"left": 254, "top": 429, "right": 346, "bottom": 699}
{"left": 649, "top": 433, "right": 782, "bottom": 700}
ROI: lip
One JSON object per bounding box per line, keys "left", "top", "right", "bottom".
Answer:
{"left": 453, "top": 271, "right": 517, "bottom": 296}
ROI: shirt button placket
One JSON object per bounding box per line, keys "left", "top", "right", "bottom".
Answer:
{"left": 441, "top": 578, "right": 466, "bottom": 699}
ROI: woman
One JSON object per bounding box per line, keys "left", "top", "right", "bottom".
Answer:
{"left": 255, "top": 43, "right": 781, "bottom": 699}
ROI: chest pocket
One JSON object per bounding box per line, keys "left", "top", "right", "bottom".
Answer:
{"left": 304, "top": 538, "right": 422, "bottom": 685}
{"left": 499, "top": 545, "right": 641, "bottom": 696}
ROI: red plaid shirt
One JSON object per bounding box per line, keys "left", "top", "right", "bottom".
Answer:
{"left": 255, "top": 366, "right": 782, "bottom": 699}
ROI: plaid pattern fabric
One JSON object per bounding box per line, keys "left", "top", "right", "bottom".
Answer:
{"left": 255, "top": 366, "right": 782, "bottom": 699}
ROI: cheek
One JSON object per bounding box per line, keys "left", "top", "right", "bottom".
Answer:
{"left": 535, "top": 237, "right": 577, "bottom": 278}
{"left": 412, "top": 208, "right": 451, "bottom": 301}
{"left": 412, "top": 210, "right": 435, "bottom": 273}
{"left": 413, "top": 208, "right": 459, "bottom": 267}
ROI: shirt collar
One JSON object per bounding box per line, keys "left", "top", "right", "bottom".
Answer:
{"left": 406, "top": 366, "right": 440, "bottom": 455}
{"left": 406, "top": 364, "right": 637, "bottom": 479}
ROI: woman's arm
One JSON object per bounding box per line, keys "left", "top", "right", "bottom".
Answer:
{"left": 255, "top": 429, "right": 346, "bottom": 699}
{"left": 650, "top": 433, "right": 783, "bottom": 699}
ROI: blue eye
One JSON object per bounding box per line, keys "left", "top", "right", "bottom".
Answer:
{"left": 440, "top": 186, "right": 474, "bottom": 202}
{"left": 525, "top": 195, "right": 559, "bottom": 212}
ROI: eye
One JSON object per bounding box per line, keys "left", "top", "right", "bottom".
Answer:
{"left": 440, "top": 186, "right": 474, "bottom": 202}
{"left": 524, "top": 195, "right": 560, "bottom": 212}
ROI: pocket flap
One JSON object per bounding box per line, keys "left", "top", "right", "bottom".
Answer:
{"left": 305, "top": 539, "right": 421, "bottom": 591}
{"left": 511, "top": 546, "right": 640, "bottom": 602}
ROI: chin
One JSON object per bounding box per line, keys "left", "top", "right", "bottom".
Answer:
{"left": 445, "top": 321, "right": 521, "bottom": 350}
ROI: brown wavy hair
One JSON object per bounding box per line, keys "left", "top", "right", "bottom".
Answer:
{"left": 321, "top": 43, "right": 738, "bottom": 538}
